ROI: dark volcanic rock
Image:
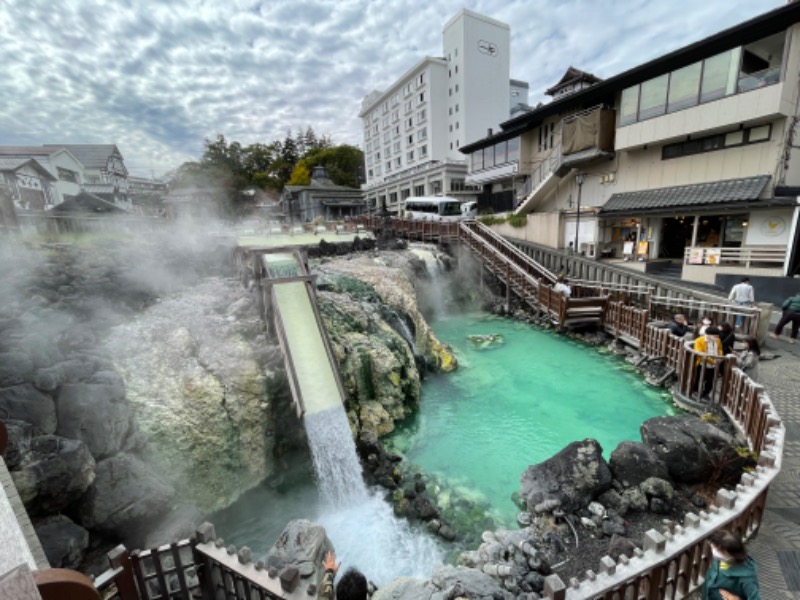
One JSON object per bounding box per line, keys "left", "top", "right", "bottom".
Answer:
{"left": 57, "top": 382, "right": 131, "bottom": 459}
{"left": 640, "top": 415, "right": 743, "bottom": 484}
{"left": 11, "top": 435, "right": 96, "bottom": 514}
{"left": 0, "top": 352, "right": 33, "bottom": 386}
{"left": 521, "top": 439, "right": 612, "bottom": 514}
{"left": 3, "top": 419, "right": 34, "bottom": 470}
{"left": 35, "top": 515, "right": 89, "bottom": 569}
{"left": 76, "top": 452, "right": 174, "bottom": 542}
{"left": 0, "top": 384, "right": 57, "bottom": 434}
{"left": 609, "top": 441, "right": 670, "bottom": 487}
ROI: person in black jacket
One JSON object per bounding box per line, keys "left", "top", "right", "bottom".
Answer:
{"left": 669, "top": 314, "right": 689, "bottom": 337}
{"left": 771, "top": 293, "right": 800, "bottom": 344}
{"left": 719, "top": 322, "right": 736, "bottom": 355}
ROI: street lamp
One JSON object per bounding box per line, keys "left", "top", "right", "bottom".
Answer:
{"left": 574, "top": 172, "right": 586, "bottom": 255}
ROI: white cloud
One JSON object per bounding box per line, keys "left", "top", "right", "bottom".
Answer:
{"left": 0, "top": 0, "right": 784, "bottom": 177}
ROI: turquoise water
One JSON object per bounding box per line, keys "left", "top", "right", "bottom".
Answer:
{"left": 385, "top": 313, "right": 675, "bottom": 526}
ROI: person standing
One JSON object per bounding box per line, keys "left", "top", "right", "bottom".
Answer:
{"left": 738, "top": 337, "right": 761, "bottom": 382}
{"left": 669, "top": 314, "right": 689, "bottom": 337}
{"left": 702, "top": 529, "right": 762, "bottom": 600}
{"left": 719, "top": 323, "right": 736, "bottom": 356}
{"left": 729, "top": 278, "right": 754, "bottom": 330}
{"left": 770, "top": 292, "right": 800, "bottom": 344}
{"left": 553, "top": 275, "right": 572, "bottom": 297}
{"left": 693, "top": 326, "right": 723, "bottom": 399}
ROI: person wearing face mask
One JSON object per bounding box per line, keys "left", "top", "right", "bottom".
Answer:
{"left": 702, "top": 530, "right": 761, "bottom": 600}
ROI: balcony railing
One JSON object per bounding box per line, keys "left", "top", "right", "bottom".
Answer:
{"left": 683, "top": 245, "right": 786, "bottom": 268}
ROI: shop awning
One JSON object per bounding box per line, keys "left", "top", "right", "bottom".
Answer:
{"left": 600, "top": 175, "right": 771, "bottom": 216}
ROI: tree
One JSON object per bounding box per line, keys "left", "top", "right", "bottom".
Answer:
{"left": 304, "top": 145, "right": 364, "bottom": 188}
{"left": 287, "top": 162, "right": 311, "bottom": 186}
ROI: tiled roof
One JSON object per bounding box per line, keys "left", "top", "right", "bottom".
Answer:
{"left": 601, "top": 176, "right": 771, "bottom": 214}
{"left": 0, "top": 157, "right": 56, "bottom": 179}
{"left": 43, "top": 144, "right": 120, "bottom": 169}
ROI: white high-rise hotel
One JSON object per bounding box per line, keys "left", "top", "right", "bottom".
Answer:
{"left": 359, "top": 9, "right": 528, "bottom": 213}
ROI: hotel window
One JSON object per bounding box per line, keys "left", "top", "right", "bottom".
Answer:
{"left": 392, "top": 110, "right": 399, "bottom": 122}
{"left": 386, "top": 161, "right": 391, "bottom": 171}
{"left": 395, "top": 157, "right": 401, "bottom": 167}
{"left": 418, "top": 92, "right": 425, "bottom": 104}
{"left": 455, "top": 84, "right": 459, "bottom": 92}
{"left": 420, "top": 145, "right": 428, "bottom": 157}
{"left": 449, "top": 124, "right": 453, "bottom": 132}
{"left": 401, "top": 189, "right": 411, "bottom": 199}
{"left": 495, "top": 140, "right": 507, "bottom": 164}
{"left": 619, "top": 87, "right": 639, "bottom": 126}
{"left": 414, "top": 184, "right": 425, "bottom": 196}
{"left": 507, "top": 137, "right": 520, "bottom": 162}
{"left": 455, "top": 121, "right": 459, "bottom": 130}
{"left": 701, "top": 49, "right": 739, "bottom": 102}
{"left": 417, "top": 109, "right": 426, "bottom": 123}
{"left": 449, "top": 107, "right": 453, "bottom": 116}
{"left": 449, "top": 88, "right": 452, "bottom": 96}
{"left": 405, "top": 100, "right": 412, "bottom": 112}
{"left": 417, "top": 128, "right": 427, "bottom": 140}
{"left": 408, "top": 134, "right": 413, "bottom": 144}
{"left": 407, "top": 117, "right": 413, "bottom": 128}
{"left": 418, "top": 73, "right": 425, "bottom": 85}
{"left": 667, "top": 62, "right": 702, "bottom": 113}
{"left": 450, "top": 178, "right": 465, "bottom": 192}
{"left": 455, "top": 103, "right": 459, "bottom": 113}
{"left": 662, "top": 124, "right": 771, "bottom": 159}
{"left": 638, "top": 74, "right": 668, "bottom": 120}
{"left": 407, "top": 150, "right": 415, "bottom": 161}
{"left": 471, "top": 150, "right": 483, "bottom": 171}
{"left": 394, "top": 141, "right": 401, "bottom": 152}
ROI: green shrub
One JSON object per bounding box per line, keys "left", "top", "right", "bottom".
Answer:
{"left": 507, "top": 213, "right": 527, "bottom": 228}
{"left": 478, "top": 215, "right": 506, "bottom": 226}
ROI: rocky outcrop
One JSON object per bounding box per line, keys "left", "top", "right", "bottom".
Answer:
{"left": 34, "top": 515, "right": 89, "bottom": 569}
{"left": 520, "top": 439, "right": 612, "bottom": 514}
{"left": 77, "top": 452, "right": 175, "bottom": 543}
{"left": 609, "top": 441, "right": 670, "bottom": 487}
{"left": 315, "top": 249, "right": 457, "bottom": 438}
{"left": 56, "top": 383, "right": 131, "bottom": 459}
{"left": 11, "top": 435, "right": 96, "bottom": 514}
{"left": 640, "top": 415, "right": 748, "bottom": 485}
{"left": 373, "top": 565, "right": 513, "bottom": 600}
{"left": 105, "top": 276, "right": 285, "bottom": 513}
{"left": 0, "top": 384, "right": 57, "bottom": 434}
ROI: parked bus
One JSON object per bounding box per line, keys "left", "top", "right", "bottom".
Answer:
{"left": 461, "top": 201, "right": 478, "bottom": 219}
{"left": 403, "top": 196, "right": 467, "bottom": 221}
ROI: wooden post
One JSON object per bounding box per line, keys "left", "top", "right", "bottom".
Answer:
{"left": 106, "top": 545, "right": 139, "bottom": 600}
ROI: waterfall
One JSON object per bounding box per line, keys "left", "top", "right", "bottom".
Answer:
{"left": 410, "top": 246, "right": 447, "bottom": 320}
{"left": 304, "top": 407, "right": 368, "bottom": 508}
{"left": 303, "top": 407, "right": 442, "bottom": 584}
{"left": 380, "top": 306, "right": 426, "bottom": 374}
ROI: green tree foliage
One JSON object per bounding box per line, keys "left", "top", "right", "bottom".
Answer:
{"left": 168, "top": 127, "right": 364, "bottom": 217}
{"left": 287, "top": 162, "right": 311, "bottom": 186}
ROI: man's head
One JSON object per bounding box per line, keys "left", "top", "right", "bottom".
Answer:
{"left": 335, "top": 568, "right": 368, "bottom": 600}
{"left": 741, "top": 277, "right": 750, "bottom": 283}
{"left": 705, "top": 326, "right": 720, "bottom": 336}
{"left": 674, "top": 314, "right": 686, "bottom": 324}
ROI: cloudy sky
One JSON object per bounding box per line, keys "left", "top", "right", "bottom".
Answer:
{"left": 0, "top": 0, "right": 784, "bottom": 177}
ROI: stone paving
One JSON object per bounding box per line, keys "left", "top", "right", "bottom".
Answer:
{"left": 748, "top": 334, "right": 800, "bottom": 600}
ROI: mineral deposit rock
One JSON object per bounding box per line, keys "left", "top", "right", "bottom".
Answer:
{"left": 35, "top": 515, "right": 89, "bottom": 569}
{"left": 0, "top": 384, "right": 57, "bottom": 434}
{"left": 609, "top": 440, "right": 670, "bottom": 488}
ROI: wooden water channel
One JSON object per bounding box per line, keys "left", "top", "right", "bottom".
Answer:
{"left": 7, "top": 218, "right": 781, "bottom": 600}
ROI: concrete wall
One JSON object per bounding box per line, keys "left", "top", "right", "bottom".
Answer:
{"left": 490, "top": 212, "right": 561, "bottom": 247}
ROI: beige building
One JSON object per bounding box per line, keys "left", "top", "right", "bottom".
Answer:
{"left": 460, "top": 3, "right": 800, "bottom": 283}
{"left": 359, "top": 9, "right": 528, "bottom": 215}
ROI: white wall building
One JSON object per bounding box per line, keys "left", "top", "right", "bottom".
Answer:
{"left": 360, "top": 9, "right": 527, "bottom": 214}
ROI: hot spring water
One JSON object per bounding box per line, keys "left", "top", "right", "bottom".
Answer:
{"left": 211, "top": 311, "right": 673, "bottom": 583}
{"left": 385, "top": 313, "right": 675, "bottom": 526}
